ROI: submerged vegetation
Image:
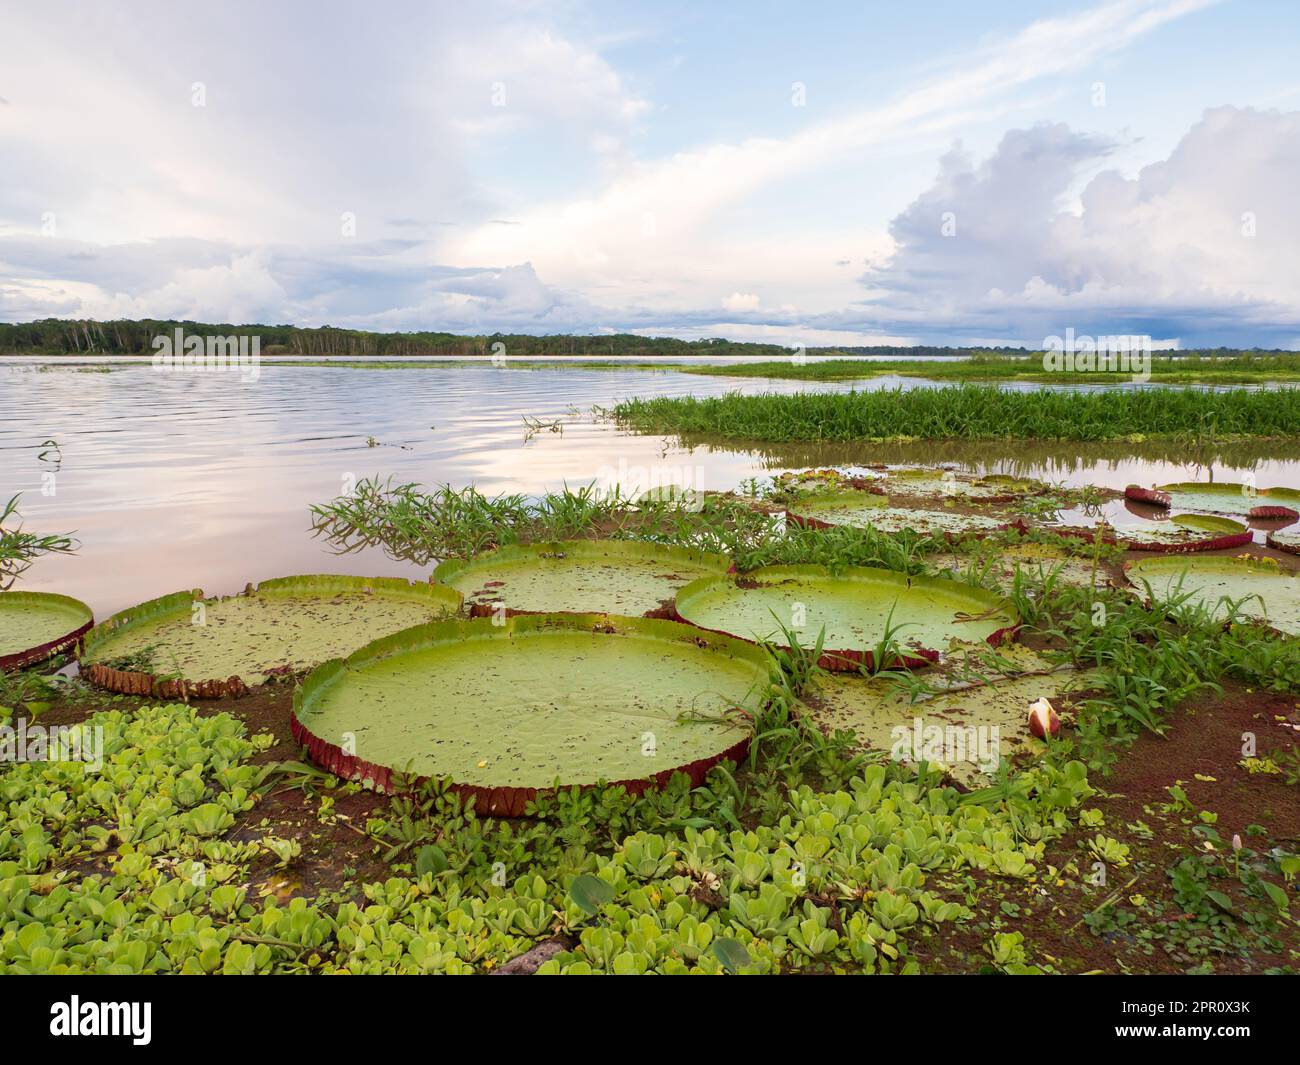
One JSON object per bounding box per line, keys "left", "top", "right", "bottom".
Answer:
{"left": 612, "top": 385, "right": 1300, "bottom": 443}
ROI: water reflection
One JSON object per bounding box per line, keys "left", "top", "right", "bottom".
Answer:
{"left": 4, "top": 361, "right": 1299, "bottom": 616}
{"left": 664, "top": 433, "right": 1300, "bottom": 482}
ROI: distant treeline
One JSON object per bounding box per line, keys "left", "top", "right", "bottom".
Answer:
{"left": 0, "top": 318, "right": 1293, "bottom": 359}
{"left": 0, "top": 319, "right": 1007, "bottom": 357}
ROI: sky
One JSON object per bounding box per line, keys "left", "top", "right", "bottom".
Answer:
{"left": 2, "top": 0, "right": 1299, "bottom": 348}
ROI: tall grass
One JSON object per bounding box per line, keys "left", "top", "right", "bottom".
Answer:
{"left": 0, "top": 494, "right": 77, "bottom": 589}
{"left": 612, "top": 385, "right": 1300, "bottom": 442}
{"left": 310, "top": 476, "right": 927, "bottom": 570}
{"left": 681, "top": 352, "right": 1300, "bottom": 385}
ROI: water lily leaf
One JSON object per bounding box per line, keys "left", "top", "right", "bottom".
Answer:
{"left": 0, "top": 590, "right": 93, "bottom": 672}
{"left": 82, "top": 575, "right": 460, "bottom": 688}
{"left": 790, "top": 492, "right": 1012, "bottom": 538}
{"left": 1127, "top": 555, "right": 1300, "bottom": 636}
{"left": 674, "top": 564, "right": 1018, "bottom": 670}
{"left": 1140, "top": 481, "right": 1300, "bottom": 518}
{"left": 292, "top": 613, "right": 768, "bottom": 815}
{"left": 433, "top": 540, "right": 729, "bottom": 617}
{"left": 808, "top": 651, "right": 1076, "bottom": 785}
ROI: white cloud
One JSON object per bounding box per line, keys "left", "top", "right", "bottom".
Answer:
{"left": 722, "top": 292, "right": 760, "bottom": 312}
{"left": 8, "top": 0, "right": 1287, "bottom": 347}
{"left": 0, "top": 2, "right": 647, "bottom": 248}
{"left": 441, "top": 0, "right": 1215, "bottom": 303}
{"left": 844, "top": 106, "right": 1300, "bottom": 345}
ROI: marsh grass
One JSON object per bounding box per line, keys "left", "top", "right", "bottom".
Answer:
{"left": 309, "top": 476, "right": 924, "bottom": 570}
{"left": 680, "top": 352, "right": 1300, "bottom": 386}
{"left": 0, "top": 493, "right": 77, "bottom": 589}
{"left": 612, "top": 385, "right": 1300, "bottom": 442}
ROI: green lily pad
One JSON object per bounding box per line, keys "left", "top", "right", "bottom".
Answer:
{"left": 291, "top": 613, "right": 767, "bottom": 814}
{"left": 938, "top": 542, "right": 1114, "bottom": 591}
{"left": 1126, "top": 555, "right": 1300, "bottom": 635}
{"left": 773, "top": 467, "right": 881, "bottom": 493}
{"left": 673, "top": 565, "right": 1019, "bottom": 669}
{"left": 1267, "top": 531, "right": 1300, "bottom": 555}
{"left": 790, "top": 493, "right": 1012, "bottom": 538}
{"left": 0, "top": 590, "right": 94, "bottom": 672}
{"left": 786, "top": 489, "right": 887, "bottom": 526}
{"left": 808, "top": 650, "right": 1075, "bottom": 784}
{"left": 432, "top": 540, "right": 730, "bottom": 617}
{"left": 1150, "top": 482, "right": 1300, "bottom": 518}
{"left": 885, "top": 468, "right": 1047, "bottom": 501}
{"left": 636, "top": 484, "right": 705, "bottom": 508}
{"left": 1063, "top": 514, "right": 1251, "bottom": 552}
{"left": 1120, "top": 514, "right": 1250, "bottom": 549}
{"left": 82, "top": 575, "right": 461, "bottom": 690}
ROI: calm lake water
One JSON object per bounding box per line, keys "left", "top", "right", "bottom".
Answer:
{"left": 4, "top": 361, "right": 1299, "bottom": 617}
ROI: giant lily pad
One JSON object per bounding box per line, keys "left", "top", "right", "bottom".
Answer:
{"left": 936, "top": 541, "right": 1115, "bottom": 591}
{"left": 673, "top": 565, "right": 1019, "bottom": 670}
{"left": 290, "top": 613, "right": 768, "bottom": 814}
{"left": 1267, "top": 531, "right": 1300, "bottom": 556}
{"left": 0, "top": 591, "right": 94, "bottom": 672}
{"left": 1058, "top": 514, "right": 1251, "bottom": 553}
{"left": 785, "top": 489, "right": 887, "bottom": 529}
{"left": 808, "top": 648, "right": 1076, "bottom": 785}
{"left": 1126, "top": 482, "right": 1300, "bottom": 521}
{"left": 788, "top": 493, "right": 1017, "bottom": 538}
{"left": 432, "top": 540, "right": 730, "bottom": 618}
{"left": 82, "top": 575, "right": 461, "bottom": 698}
{"left": 774, "top": 468, "right": 880, "bottom": 495}
{"left": 884, "top": 468, "right": 1048, "bottom": 502}
{"left": 1125, "top": 555, "right": 1300, "bottom": 636}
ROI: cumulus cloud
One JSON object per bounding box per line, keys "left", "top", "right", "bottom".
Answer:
{"left": 6, "top": 0, "right": 1293, "bottom": 347}
{"left": 845, "top": 106, "right": 1300, "bottom": 346}
{"left": 0, "top": 1, "right": 648, "bottom": 249}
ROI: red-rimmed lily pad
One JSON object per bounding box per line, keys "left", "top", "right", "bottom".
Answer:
{"left": 0, "top": 591, "right": 93, "bottom": 672}
{"left": 672, "top": 564, "right": 1019, "bottom": 671}
{"left": 883, "top": 468, "right": 1049, "bottom": 503}
{"left": 290, "top": 613, "right": 769, "bottom": 815}
{"left": 935, "top": 541, "right": 1116, "bottom": 591}
{"left": 432, "top": 540, "right": 730, "bottom": 618}
{"left": 1267, "top": 531, "right": 1300, "bottom": 556}
{"left": 1125, "top": 555, "right": 1300, "bottom": 636}
{"left": 806, "top": 646, "right": 1077, "bottom": 785}
{"left": 81, "top": 575, "right": 462, "bottom": 698}
{"left": 1125, "top": 482, "right": 1300, "bottom": 521}
{"left": 787, "top": 491, "right": 1021, "bottom": 539}
{"left": 773, "top": 468, "right": 883, "bottom": 495}
{"left": 1056, "top": 514, "right": 1251, "bottom": 553}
